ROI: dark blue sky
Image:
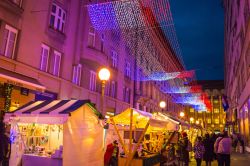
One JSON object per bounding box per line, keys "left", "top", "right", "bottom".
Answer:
{"left": 169, "top": 0, "right": 224, "bottom": 80}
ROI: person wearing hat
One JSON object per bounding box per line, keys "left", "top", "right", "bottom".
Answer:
{"left": 104, "top": 140, "right": 119, "bottom": 166}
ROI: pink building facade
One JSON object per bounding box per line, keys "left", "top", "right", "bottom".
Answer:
{"left": 0, "top": 0, "right": 184, "bottom": 117}
{"left": 224, "top": 0, "right": 250, "bottom": 152}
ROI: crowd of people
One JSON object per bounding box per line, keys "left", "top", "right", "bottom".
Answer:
{"left": 103, "top": 131, "right": 246, "bottom": 166}
{"left": 160, "top": 131, "right": 245, "bottom": 166}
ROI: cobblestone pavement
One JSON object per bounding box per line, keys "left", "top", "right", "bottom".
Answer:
{"left": 189, "top": 152, "right": 250, "bottom": 166}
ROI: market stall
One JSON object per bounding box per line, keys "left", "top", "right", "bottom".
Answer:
{"left": 4, "top": 100, "right": 103, "bottom": 166}
{"left": 107, "top": 108, "right": 180, "bottom": 166}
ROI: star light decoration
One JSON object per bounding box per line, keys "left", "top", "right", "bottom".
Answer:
{"left": 87, "top": 0, "right": 211, "bottom": 112}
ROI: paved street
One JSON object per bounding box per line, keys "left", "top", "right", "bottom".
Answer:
{"left": 189, "top": 152, "right": 250, "bottom": 166}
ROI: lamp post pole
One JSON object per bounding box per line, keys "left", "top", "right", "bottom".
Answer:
{"left": 98, "top": 68, "right": 110, "bottom": 115}
{"left": 100, "top": 80, "right": 106, "bottom": 115}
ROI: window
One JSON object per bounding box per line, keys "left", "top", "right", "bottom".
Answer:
{"left": 72, "top": 64, "right": 82, "bottom": 85}
{"left": 101, "top": 34, "right": 104, "bottom": 52}
{"left": 125, "top": 60, "right": 131, "bottom": 78}
{"left": 88, "top": 27, "right": 95, "bottom": 47}
{"left": 1, "top": 25, "right": 18, "bottom": 59}
{"left": 207, "top": 119, "right": 211, "bottom": 124}
{"left": 50, "top": 3, "right": 66, "bottom": 32}
{"left": 40, "top": 44, "right": 50, "bottom": 72}
{"left": 123, "top": 87, "right": 130, "bottom": 103}
{"left": 51, "top": 51, "right": 61, "bottom": 76}
{"left": 40, "top": 45, "right": 62, "bottom": 77}
{"left": 111, "top": 81, "right": 117, "bottom": 98}
{"left": 190, "top": 108, "right": 194, "bottom": 112}
{"left": 214, "top": 119, "right": 219, "bottom": 124}
{"left": 105, "top": 80, "right": 110, "bottom": 96}
{"left": 89, "top": 71, "right": 96, "bottom": 91}
{"left": 214, "top": 108, "right": 220, "bottom": 113}
{"left": 111, "top": 50, "right": 118, "bottom": 68}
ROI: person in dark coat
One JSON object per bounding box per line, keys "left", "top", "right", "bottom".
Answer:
{"left": 210, "top": 133, "right": 217, "bottom": 160}
{"left": 2, "top": 131, "right": 11, "bottom": 166}
{"left": 0, "top": 120, "right": 5, "bottom": 166}
{"left": 179, "top": 132, "right": 189, "bottom": 166}
{"left": 203, "top": 134, "right": 213, "bottom": 166}
{"left": 238, "top": 135, "right": 244, "bottom": 154}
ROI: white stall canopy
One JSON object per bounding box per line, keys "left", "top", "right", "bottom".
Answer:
{"left": 4, "top": 100, "right": 101, "bottom": 124}
{"left": 109, "top": 108, "right": 179, "bottom": 131}
{"left": 4, "top": 99, "right": 104, "bottom": 166}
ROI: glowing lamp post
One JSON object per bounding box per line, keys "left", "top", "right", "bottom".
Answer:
{"left": 98, "top": 68, "right": 110, "bottom": 114}
{"left": 180, "top": 111, "right": 185, "bottom": 118}
{"left": 159, "top": 101, "right": 166, "bottom": 112}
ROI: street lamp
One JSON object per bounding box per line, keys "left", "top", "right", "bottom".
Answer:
{"left": 180, "top": 111, "right": 185, "bottom": 118}
{"left": 159, "top": 101, "right": 166, "bottom": 112}
{"left": 98, "top": 68, "right": 110, "bottom": 115}
{"left": 196, "top": 120, "right": 200, "bottom": 125}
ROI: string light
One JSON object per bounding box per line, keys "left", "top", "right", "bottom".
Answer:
{"left": 87, "top": 0, "right": 211, "bottom": 112}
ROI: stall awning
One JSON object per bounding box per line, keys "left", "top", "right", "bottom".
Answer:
{"left": 108, "top": 108, "right": 179, "bottom": 131}
{"left": 157, "top": 112, "right": 190, "bottom": 129}
{"left": 4, "top": 100, "right": 98, "bottom": 124}
{"left": 0, "top": 67, "right": 45, "bottom": 92}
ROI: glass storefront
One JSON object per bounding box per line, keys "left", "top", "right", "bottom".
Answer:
{"left": 240, "top": 98, "right": 250, "bottom": 147}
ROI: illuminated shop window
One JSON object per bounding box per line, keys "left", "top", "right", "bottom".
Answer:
{"left": 214, "top": 108, "right": 220, "bottom": 113}
{"left": 214, "top": 119, "right": 219, "bottom": 124}
{"left": 207, "top": 119, "right": 211, "bottom": 124}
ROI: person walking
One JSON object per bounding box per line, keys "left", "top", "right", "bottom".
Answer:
{"left": 0, "top": 120, "right": 5, "bottom": 166}
{"left": 2, "top": 128, "right": 11, "bottom": 166}
{"left": 203, "top": 134, "right": 213, "bottom": 166}
{"left": 179, "top": 132, "right": 190, "bottom": 166}
{"left": 238, "top": 135, "right": 244, "bottom": 154}
{"left": 193, "top": 136, "right": 205, "bottom": 166}
{"left": 210, "top": 133, "right": 217, "bottom": 160}
{"left": 231, "top": 133, "right": 238, "bottom": 152}
{"left": 214, "top": 131, "right": 232, "bottom": 166}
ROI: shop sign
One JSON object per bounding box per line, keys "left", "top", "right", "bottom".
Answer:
{"left": 20, "top": 88, "right": 29, "bottom": 96}
{"left": 35, "top": 91, "right": 57, "bottom": 100}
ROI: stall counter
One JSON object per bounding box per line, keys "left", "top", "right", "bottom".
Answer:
{"left": 22, "top": 154, "right": 62, "bottom": 166}
{"left": 118, "top": 154, "right": 161, "bottom": 166}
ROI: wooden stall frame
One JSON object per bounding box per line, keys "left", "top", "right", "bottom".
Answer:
{"left": 125, "top": 122, "right": 150, "bottom": 166}
{"left": 129, "top": 108, "right": 133, "bottom": 154}
{"left": 110, "top": 118, "right": 128, "bottom": 156}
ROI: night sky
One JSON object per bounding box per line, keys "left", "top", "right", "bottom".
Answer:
{"left": 169, "top": 0, "right": 224, "bottom": 80}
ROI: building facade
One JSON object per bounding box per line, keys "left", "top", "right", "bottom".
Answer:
{"left": 224, "top": 0, "right": 250, "bottom": 152}
{"left": 0, "top": 0, "right": 183, "bottom": 118}
{"left": 185, "top": 80, "right": 226, "bottom": 133}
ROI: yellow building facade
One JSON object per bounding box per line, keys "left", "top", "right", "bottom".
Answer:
{"left": 185, "top": 80, "right": 226, "bottom": 133}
